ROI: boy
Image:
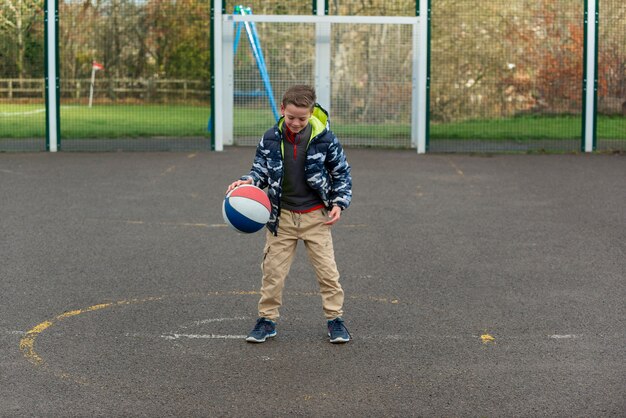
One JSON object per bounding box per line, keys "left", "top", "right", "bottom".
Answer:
{"left": 226, "top": 85, "right": 352, "bottom": 344}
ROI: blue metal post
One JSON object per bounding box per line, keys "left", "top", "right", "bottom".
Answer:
{"left": 237, "top": 6, "right": 280, "bottom": 121}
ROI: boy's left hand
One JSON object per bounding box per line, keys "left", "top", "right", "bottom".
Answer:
{"left": 324, "top": 206, "right": 342, "bottom": 225}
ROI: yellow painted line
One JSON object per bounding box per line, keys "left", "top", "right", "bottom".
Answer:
{"left": 161, "top": 165, "right": 176, "bottom": 176}
{"left": 19, "top": 298, "right": 158, "bottom": 370}
{"left": 124, "top": 220, "right": 227, "bottom": 228}
{"left": 86, "top": 302, "right": 115, "bottom": 311}
{"left": 187, "top": 153, "right": 197, "bottom": 159}
{"left": 444, "top": 157, "right": 465, "bottom": 177}
{"left": 116, "top": 296, "right": 164, "bottom": 306}
{"left": 124, "top": 220, "right": 361, "bottom": 229}
{"left": 87, "top": 219, "right": 227, "bottom": 228}
{"left": 173, "top": 222, "right": 227, "bottom": 228}
{"left": 19, "top": 337, "right": 43, "bottom": 365}
{"left": 56, "top": 309, "right": 84, "bottom": 319}
{"left": 20, "top": 320, "right": 54, "bottom": 365}
{"left": 29, "top": 321, "right": 53, "bottom": 334}
{"left": 94, "top": 218, "right": 365, "bottom": 230}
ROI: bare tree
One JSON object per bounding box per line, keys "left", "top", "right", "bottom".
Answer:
{"left": 0, "top": 0, "right": 43, "bottom": 79}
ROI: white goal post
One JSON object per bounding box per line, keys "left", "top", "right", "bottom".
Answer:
{"left": 212, "top": 0, "right": 430, "bottom": 153}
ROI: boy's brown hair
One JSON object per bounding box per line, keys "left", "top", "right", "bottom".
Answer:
{"left": 282, "top": 85, "right": 316, "bottom": 110}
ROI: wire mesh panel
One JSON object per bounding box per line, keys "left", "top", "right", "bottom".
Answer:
{"left": 224, "top": 0, "right": 310, "bottom": 14}
{"left": 3, "top": 1, "right": 620, "bottom": 154}
{"left": 225, "top": 0, "right": 417, "bottom": 16}
{"left": 58, "top": 0, "right": 211, "bottom": 151}
{"left": 430, "top": 0, "right": 584, "bottom": 153}
{"left": 0, "top": 1, "right": 46, "bottom": 151}
{"left": 329, "top": 0, "right": 415, "bottom": 16}
{"left": 232, "top": 21, "right": 315, "bottom": 146}
{"left": 231, "top": 18, "right": 413, "bottom": 148}
{"left": 597, "top": 0, "right": 626, "bottom": 152}
{"left": 327, "top": 1, "right": 417, "bottom": 149}
{"left": 331, "top": 23, "right": 412, "bottom": 147}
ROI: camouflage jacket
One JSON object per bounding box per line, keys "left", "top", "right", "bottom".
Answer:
{"left": 241, "top": 104, "right": 352, "bottom": 235}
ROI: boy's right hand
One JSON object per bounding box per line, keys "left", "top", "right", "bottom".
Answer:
{"left": 226, "top": 178, "right": 253, "bottom": 194}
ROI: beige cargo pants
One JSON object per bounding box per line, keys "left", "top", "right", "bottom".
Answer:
{"left": 258, "top": 208, "right": 344, "bottom": 321}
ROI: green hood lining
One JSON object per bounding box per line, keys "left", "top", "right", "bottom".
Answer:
{"left": 278, "top": 103, "right": 328, "bottom": 141}
{"left": 278, "top": 103, "right": 329, "bottom": 157}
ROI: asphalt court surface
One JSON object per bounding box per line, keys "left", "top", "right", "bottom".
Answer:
{"left": 1, "top": 149, "right": 625, "bottom": 416}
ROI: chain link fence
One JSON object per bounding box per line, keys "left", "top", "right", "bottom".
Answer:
{"left": 429, "top": 0, "right": 585, "bottom": 153}
{"left": 56, "top": 0, "right": 212, "bottom": 151}
{"left": 597, "top": 0, "right": 626, "bottom": 151}
{"left": 231, "top": 19, "right": 413, "bottom": 148}
{"left": 1, "top": 0, "right": 624, "bottom": 152}
{"left": 0, "top": 2, "right": 46, "bottom": 151}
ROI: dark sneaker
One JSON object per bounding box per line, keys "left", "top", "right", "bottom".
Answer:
{"left": 246, "top": 318, "right": 277, "bottom": 343}
{"left": 327, "top": 317, "right": 351, "bottom": 343}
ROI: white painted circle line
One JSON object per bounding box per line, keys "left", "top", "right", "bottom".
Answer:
{"left": 162, "top": 333, "right": 247, "bottom": 340}
{"left": 0, "top": 109, "right": 46, "bottom": 117}
{"left": 184, "top": 316, "right": 249, "bottom": 328}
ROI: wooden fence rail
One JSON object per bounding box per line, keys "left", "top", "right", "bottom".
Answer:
{"left": 0, "top": 78, "right": 211, "bottom": 101}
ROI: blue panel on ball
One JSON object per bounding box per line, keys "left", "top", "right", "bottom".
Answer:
{"left": 224, "top": 198, "right": 265, "bottom": 233}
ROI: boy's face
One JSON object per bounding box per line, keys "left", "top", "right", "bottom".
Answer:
{"left": 281, "top": 104, "right": 312, "bottom": 134}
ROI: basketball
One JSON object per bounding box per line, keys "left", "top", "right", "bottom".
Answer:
{"left": 222, "top": 185, "right": 271, "bottom": 233}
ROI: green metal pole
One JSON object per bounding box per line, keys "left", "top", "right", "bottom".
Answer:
{"left": 425, "top": 0, "right": 431, "bottom": 152}
{"left": 582, "top": 0, "right": 599, "bottom": 152}
{"left": 44, "top": 0, "right": 60, "bottom": 151}
{"left": 582, "top": 0, "right": 587, "bottom": 152}
{"left": 416, "top": 0, "right": 431, "bottom": 152}
{"left": 210, "top": 0, "right": 225, "bottom": 151}
{"left": 592, "top": 0, "right": 599, "bottom": 151}
{"left": 44, "top": 0, "right": 50, "bottom": 150}
{"left": 210, "top": 1, "right": 216, "bottom": 150}
{"left": 54, "top": 0, "right": 60, "bottom": 150}
{"left": 313, "top": 0, "right": 329, "bottom": 15}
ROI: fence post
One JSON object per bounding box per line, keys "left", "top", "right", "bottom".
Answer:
{"left": 582, "top": 0, "right": 599, "bottom": 152}
{"left": 44, "top": 0, "right": 60, "bottom": 152}
{"left": 211, "top": 0, "right": 224, "bottom": 151}
{"left": 415, "top": 0, "right": 430, "bottom": 154}
{"left": 223, "top": 12, "right": 234, "bottom": 146}
{"left": 314, "top": 0, "right": 331, "bottom": 111}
